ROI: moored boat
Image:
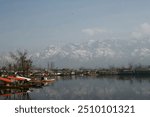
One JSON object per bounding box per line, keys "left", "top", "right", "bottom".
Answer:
{"left": 29, "top": 78, "right": 55, "bottom": 83}
{"left": 0, "top": 77, "right": 14, "bottom": 83}
{"left": 16, "top": 76, "right": 31, "bottom": 81}
{"left": 7, "top": 76, "right": 25, "bottom": 81}
{"left": 42, "top": 79, "right": 55, "bottom": 82}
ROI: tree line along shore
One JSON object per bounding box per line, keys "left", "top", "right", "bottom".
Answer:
{"left": 1, "top": 50, "right": 150, "bottom": 78}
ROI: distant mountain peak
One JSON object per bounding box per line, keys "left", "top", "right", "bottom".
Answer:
{"left": 1, "top": 38, "right": 150, "bottom": 68}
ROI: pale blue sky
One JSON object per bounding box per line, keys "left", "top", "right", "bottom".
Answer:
{"left": 0, "top": 0, "right": 150, "bottom": 52}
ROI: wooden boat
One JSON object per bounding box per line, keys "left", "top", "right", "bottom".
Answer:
{"left": 16, "top": 76, "right": 31, "bottom": 81}
{"left": 7, "top": 76, "right": 25, "bottom": 81}
{"left": 0, "top": 77, "right": 13, "bottom": 83}
{"left": 42, "top": 79, "right": 55, "bottom": 82}
{"left": 29, "top": 79, "right": 55, "bottom": 83}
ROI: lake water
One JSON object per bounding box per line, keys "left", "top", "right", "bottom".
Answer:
{"left": 1, "top": 76, "right": 150, "bottom": 100}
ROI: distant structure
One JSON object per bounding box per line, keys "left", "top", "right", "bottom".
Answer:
{"left": 47, "top": 61, "right": 55, "bottom": 70}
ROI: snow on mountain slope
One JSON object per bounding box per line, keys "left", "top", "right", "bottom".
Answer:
{"left": 1, "top": 38, "right": 150, "bottom": 68}
{"left": 33, "top": 38, "right": 150, "bottom": 68}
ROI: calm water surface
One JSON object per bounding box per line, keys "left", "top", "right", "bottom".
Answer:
{"left": 1, "top": 76, "right": 150, "bottom": 100}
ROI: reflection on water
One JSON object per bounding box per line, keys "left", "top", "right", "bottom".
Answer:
{"left": 0, "top": 88, "right": 31, "bottom": 100}
{"left": 1, "top": 76, "right": 150, "bottom": 100}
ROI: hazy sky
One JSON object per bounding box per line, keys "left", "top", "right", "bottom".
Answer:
{"left": 1, "top": 0, "right": 150, "bottom": 53}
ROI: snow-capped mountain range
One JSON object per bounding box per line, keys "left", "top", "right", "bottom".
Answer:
{"left": 32, "top": 38, "right": 150, "bottom": 68}
{"left": 1, "top": 38, "right": 150, "bottom": 68}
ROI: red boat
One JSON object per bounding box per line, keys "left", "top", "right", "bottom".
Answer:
{"left": 0, "top": 77, "right": 13, "bottom": 83}
{"left": 7, "top": 76, "right": 25, "bottom": 81}
{"left": 16, "top": 76, "right": 31, "bottom": 81}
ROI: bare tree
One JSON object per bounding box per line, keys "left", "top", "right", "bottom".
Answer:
{"left": 10, "top": 50, "right": 32, "bottom": 76}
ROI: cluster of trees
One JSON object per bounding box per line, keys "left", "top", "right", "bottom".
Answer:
{"left": 1, "top": 50, "right": 32, "bottom": 76}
